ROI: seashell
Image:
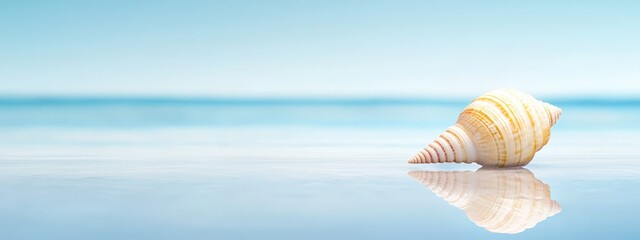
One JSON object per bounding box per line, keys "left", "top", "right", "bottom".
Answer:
{"left": 408, "top": 89, "right": 562, "bottom": 167}
{"left": 408, "top": 168, "right": 561, "bottom": 234}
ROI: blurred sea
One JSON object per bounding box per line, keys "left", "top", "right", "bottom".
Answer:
{"left": 1, "top": 97, "right": 639, "bottom": 239}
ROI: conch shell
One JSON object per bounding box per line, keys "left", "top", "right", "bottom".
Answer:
{"left": 408, "top": 89, "right": 561, "bottom": 167}
{"left": 409, "top": 168, "right": 561, "bottom": 234}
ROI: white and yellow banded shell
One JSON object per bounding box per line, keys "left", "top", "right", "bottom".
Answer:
{"left": 408, "top": 89, "right": 561, "bottom": 167}
{"left": 409, "top": 168, "right": 561, "bottom": 234}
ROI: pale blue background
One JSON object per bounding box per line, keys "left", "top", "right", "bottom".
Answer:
{"left": 1, "top": 0, "right": 639, "bottom": 97}
{"left": 1, "top": 1, "right": 640, "bottom": 240}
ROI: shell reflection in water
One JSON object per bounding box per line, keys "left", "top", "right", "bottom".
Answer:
{"left": 409, "top": 168, "right": 561, "bottom": 234}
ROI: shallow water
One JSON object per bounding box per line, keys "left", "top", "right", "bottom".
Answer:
{"left": 0, "top": 99, "right": 639, "bottom": 239}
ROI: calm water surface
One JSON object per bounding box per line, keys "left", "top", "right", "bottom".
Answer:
{"left": 0, "top": 99, "right": 639, "bottom": 239}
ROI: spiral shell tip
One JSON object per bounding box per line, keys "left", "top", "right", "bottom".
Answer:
{"left": 408, "top": 151, "right": 430, "bottom": 164}
{"left": 408, "top": 155, "right": 420, "bottom": 164}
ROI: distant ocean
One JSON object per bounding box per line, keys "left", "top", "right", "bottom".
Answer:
{"left": 1, "top": 97, "right": 639, "bottom": 239}
{"left": 1, "top": 97, "right": 638, "bottom": 129}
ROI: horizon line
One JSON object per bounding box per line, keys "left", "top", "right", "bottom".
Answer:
{"left": 0, "top": 96, "right": 639, "bottom": 106}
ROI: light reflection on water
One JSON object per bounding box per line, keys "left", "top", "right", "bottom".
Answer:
{"left": 0, "top": 99, "right": 639, "bottom": 239}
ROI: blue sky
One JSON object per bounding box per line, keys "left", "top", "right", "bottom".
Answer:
{"left": 0, "top": 0, "right": 638, "bottom": 97}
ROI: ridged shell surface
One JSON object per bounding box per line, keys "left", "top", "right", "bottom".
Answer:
{"left": 408, "top": 89, "right": 562, "bottom": 167}
{"left": 409, "top": 168, "right": 561, "bottom": 234}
